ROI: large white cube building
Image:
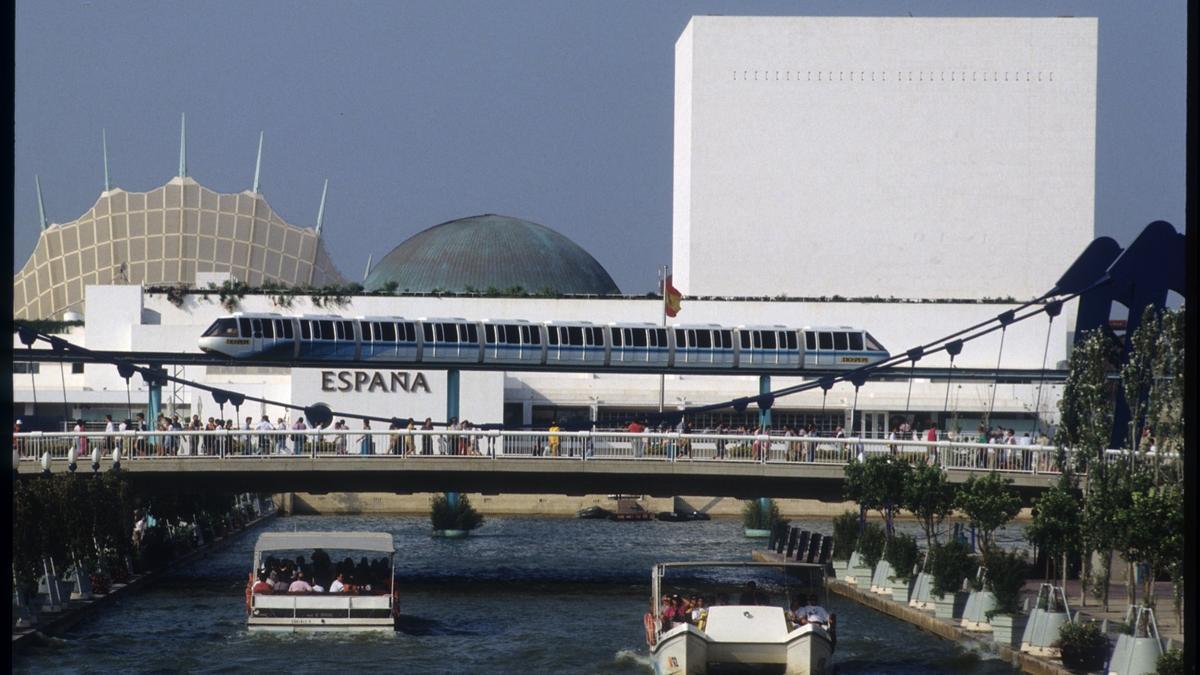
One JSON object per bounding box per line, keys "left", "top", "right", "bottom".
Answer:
{"left": 672, "top": 16, "right": 1098, "bottom": 300}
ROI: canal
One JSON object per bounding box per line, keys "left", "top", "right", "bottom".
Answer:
{"left": 14, "top": 515, "right": 1022, "bottom": 673}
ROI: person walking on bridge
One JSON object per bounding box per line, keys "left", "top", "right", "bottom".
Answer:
{"left": 291, "top": 416, "right": 306, "bottom": 455}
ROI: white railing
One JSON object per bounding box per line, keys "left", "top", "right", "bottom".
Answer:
{"left": 9, "top": 429, "right": 1165, "bottom": 478}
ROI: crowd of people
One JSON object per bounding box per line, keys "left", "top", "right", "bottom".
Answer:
{"left": 656, "top": 582, "right": 834, "bottom": 636}
{"left": 250, "top": 549, "right": 392, "bottom": 595}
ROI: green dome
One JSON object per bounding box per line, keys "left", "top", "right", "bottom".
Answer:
{"left": 365, "top": 214, "right": 621, "bottom": 295}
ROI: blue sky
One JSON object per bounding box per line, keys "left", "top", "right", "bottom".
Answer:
{"left": 13, "top": 1, "right": 1187, "bottom": 293}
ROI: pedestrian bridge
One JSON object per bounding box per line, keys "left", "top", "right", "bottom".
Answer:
{"left": 15, "top": 430, "right": 1104, "bottom": 500}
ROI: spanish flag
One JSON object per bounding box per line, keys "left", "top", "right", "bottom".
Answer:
{"left": 665, "top": 275, "right": 683, "bottom": 317}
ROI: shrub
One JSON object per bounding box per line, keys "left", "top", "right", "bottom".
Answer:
{"left": 1055, "top": 620, "right": 1109, "bottom": 671}
{"left": 883, "top": 533, "right": 922, "bottom": 583}
{"left": 831, "top": 511, "right": 860, "bottom": 562}
{"left": 742, "top": 499, "right": 782, "bottom": 530}
{"left": 857, "top": 521, "right": 887, "bottom": 570}
{"left": 430, "top": 494, "right": 484, "bottom": 531}
{"left": 1157, "top": 647, "right": 1185, "bottom": 675}
{"left": 982, "top": 547, "right": 1030, "bottom": 619}
{"left": 928, "top": 540, "right": 976, "bottom": 597}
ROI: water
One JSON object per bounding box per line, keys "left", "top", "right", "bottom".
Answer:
{"left": 14, "top": 515, "right": 1018, "bottom": 673}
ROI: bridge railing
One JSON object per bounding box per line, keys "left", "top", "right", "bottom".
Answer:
{"left": 14, "top": 429, "right": 1171, "bottom": 477}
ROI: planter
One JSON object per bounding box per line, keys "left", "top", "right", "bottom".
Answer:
{"left": 990, "top": 613, "right": 1027, "bottom": 648}
{"left": 870, "top": 561, "right": 896, "bottom": 595}
{"left": 960, "top": 590, "right": 996, "bottom": 632}
{"left": 1021, "top": 611, "right": 1068, "bottom": 657}
{"left": 1109, "top": 634, "right": 1162, "bottom": 675}
{"left": 890, "top": 578, "right": 911, "bottom": 603}
{"left": 432, "top": 529, "right": 470, "bottom": 538}
{"left": 908, "top": 573, "right": 934, "bottom": 610}
{"left": 933, "top": 591, "right": 968, "bottom": 620}
{"left": 744, "top": 528, "right": 772, "bottom": 539}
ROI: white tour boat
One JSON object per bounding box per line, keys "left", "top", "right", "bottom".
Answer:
{"left": 646, "top": 562, "right": 835, "bottom": 675}
{"left": 246, "top": 531, "right": 398, "bottom": 633}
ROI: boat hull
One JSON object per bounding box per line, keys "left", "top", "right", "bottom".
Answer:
{"left": 247, "top": 617, "right": 396, "bottom": 634}
{"left": 652, "top": 623, "right": 833, "bottom": 675}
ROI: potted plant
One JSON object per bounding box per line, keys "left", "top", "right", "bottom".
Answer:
{"left": 983, "top": 547, "right": 1030, "bottom": 645}
{"left": 430, "top": 494, "right": 484, "bottom": 537}
{"left": 742, "top": 499, "right": 781, "bottom": 538}
{"left": 928, "top": 540, "right": 975, "bottom": 620}
{"left": 1055, "top": 620, "right": 1109, "bottom": 671}
{"left": 854, "top": 522, "right": 886, "bottom": 588}
{"left": 830, "top": 511, "right": 859, "bottom": 574}
{"left": 883, "top": 533, "right": 921, "bottom": 603}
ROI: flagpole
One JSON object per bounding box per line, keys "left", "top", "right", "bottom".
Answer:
{"left": 659, "top": 265, "right": 667, "bottom": 414}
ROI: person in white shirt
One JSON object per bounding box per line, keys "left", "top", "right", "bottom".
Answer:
{"left": 287, "top": 571, "right": 313, "bottom": 593}
{"left": 799, "top": 594, "right": 831, "bottom": 626}
{"left": 104, "top": 414, "right": 116, "bottom": 454}
{"left": 329, "top": 573, "right": 346, "bottom": 593}
{"left": 274, "top": 418, "right": 288, "bottom": 454}
{"left": 254, "top": 415, "right": 273, "bottom": 455}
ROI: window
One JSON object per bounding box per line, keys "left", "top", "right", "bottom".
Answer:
{"left": 251, "top": 318, "right": 263, "bottom": 337}
{"left": 865, "top": 333, "right": 885, "bottom": 352}
{"left": 719, "top": 331, "right": 732, "bottom": 349}
{"left": 848, "top": 333, "right": 864, "bottom": 351}
{"left": 818, "top": 332, "right": 832, "bottom": 350}
{"left": 740, "top": 331, "right": 751, "bottom": 349}
{"left": 655, "top": 329, "right": 667, "bottom": 347}
{"left": 805, "top": 332, "right": 815, "bottom": 350}
{"left": 485, "top": 325, "right": 497, "bottom": 343}
{"left": 370, "top": 322, "right": 381, "bottom": 341}
{"left": 423, "top": 323, "right": 433, "bottom": 342}
{"left": 341, "top": 321, "right": 354, "bottom": 340}
{"left": 548, "top": 327, "right": 559, "bottom": 346}
{"left": 590, "top": 327, "right": 603, "bottom": 346}
{"left": 434, "top": 324, "right": 446, "bottom": 342}
{"left": 239, "top": 318, "right": 251, "bottom": 337}
{"left": 262, "top": 320, "right": 274, "bottom": 339}
{"left": 465, "top": 324, "right": 478, "bottom": 343}
{"left": 834, "top": 332, "right": 848, "bottom": 351}
{"left": 281, "top": 321, "right": 293, "bottom": 339}
{"left": 506, "top": 325, "right": 520, "bottom": 344}
{"left": 675, "top": 329, "right": 687, "bottom": 347}
{"left": 761, "top": 331, "right": 776, "bottom": 349}
{"left": 13, "top": 362, "right": 39, "bottom": 374}
{"left": 526, "top": 326, "right": 540, "bottom": 345}
{"left": 335, "top": 321, "right": 346, "bottom": 340}
{"left": 319, "top": 321, "right": 334, "bottom": 341}
{"left": 519, "top": 326, "right": 530, "bottom": 344}
{"left": 203, "top": 318, "right": 240, "bottom": 337}
{"left": 786, "top": 332, "right": 798, "bottom": 350}
{"left": 404, "top": 323, "right": 417, "bottom": 342}
{"left": 631, "top": 329, "right": 646, "bottom": 347}
{"left": 301, "top": 321, "right": 311, "bottom": 340}
{"left": 380, "top": 322, "right": 396, "bottom": 341}
{"left": 611, "top": 329, "right": 623, "bottom": 347}
{"left": 567, "top": 326, "right": 583, "bottom": 346}
{"left": 72, "top": 362, "right": 85, "bottom": 374}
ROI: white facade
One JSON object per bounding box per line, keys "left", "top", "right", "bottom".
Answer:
{"left": 12, "top": 285, "right": 1067, "bottom": 434}
{"left": 672, "top": 16, "right": 1098, "bottom": 300}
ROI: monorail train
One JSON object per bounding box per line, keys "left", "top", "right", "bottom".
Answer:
{"left": 198, "top": 313, "right": 889, "bottom": 370}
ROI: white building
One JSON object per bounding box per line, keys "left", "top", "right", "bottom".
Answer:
{"left": 672, "top": 16, "right": 1098, "bottom": 300}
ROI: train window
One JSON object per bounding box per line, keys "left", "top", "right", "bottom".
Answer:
{"left": 334, "top": 322, "right": 345, "bottom": 340}
{"left": 342, "top": 321, "right": 355, "bottom": 340}
{"left": 697, "top": 330, "right": 712, "bottom": 349}
{"left": 631, "top": 329, "right": 646, "bottom": 347}
{"left": 590, "top": 327, "right": 603, "bottom": 345}
{"left": 740, "top": 332, "right": 751, "bottom": 349}
{"left": 547, "top": 328, "right": 559, "bottom": 346}
{"left": 865, "top": 333, "right": 885, "bottom": 351}
{"left": 567, "top": 326, "right": 583, "bottom": 346}
{"left": 655, "top": 329, "right": 667, "bottom": 347}
{"left": 528, "top": 326, "right": 541, "bottom": 345}
{"left": 406, "top": 324, "right": 417, "bottom": 342}
{"left": 262, "top": 320, "right": 275, "bottom": 339}
{"left": 719, "top": 331, "right": 732, "bottom": 349}
{"left": 465, "top": 324, "right": 478, "bottom": 343}
{"left": 805, "top": 332, "right": 815, "bottom": 350}
{"left": 761, "top": 331, "right": 776, "bottom": 349}
{"left": 203, "top": 319, "right": 239, "bottom": 337}
{"left": 485, "top": 325, "right": 497, "bottom": 342}
{"left": 519, "top": 326, "right": 530, "bottom": 344}
{"left": 358, "top": 322, "right": 371, "bottom": 342}
{"left": 281, "top": 321, "right": 293, "bottom": 339}
{"left": 433, "top": 324, "right": 444, "bottom": 342}
{"left": 371, "top": 322, "right": 382, "bottom": 341}
{"left": 239, "top": 318, "right": 252, "bottom": 337}
{"left": 503, "top": 325, "right": 518, "bottom": 343}
{"left": 380, "top": 322, "right": 396, "bottom": 341}
{"left": 675, "top": 329, "right": 686, "bottom": 347}
{"left": 250, "top": 319, "right": 262, "bottom": 337}
{"left": 423, "top": 323, "right": 433, "bottom": 342}
{"left": 611, "top": 329, "right": 623, "bottom": 347}
{"left": 300, "top": 321, "right": 311, "bottom": 339}
{"left": 785, "top": 332, "right": 797, "bottom": 350}
{"left": 834, "top": 332, "right": 848, "bottom": 351}
{"left": 818, "top": 332, "right": 833, "bottom": 350}
{"left": 319, "top": 321, "right": 334, "bottom": 341}
{"left": 848, "top": 333, "right": 864, "bottom": 350}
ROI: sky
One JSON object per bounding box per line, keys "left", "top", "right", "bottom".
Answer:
{"left": 12, "top": 1, "right": 1188, "bottom": 294}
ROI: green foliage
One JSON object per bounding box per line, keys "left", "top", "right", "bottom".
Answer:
{"left": 1057, "top": 329, "right": 1117, "bottom": 479}
{"left": 856, "top": 521, "right": 887, "bottom": 570}
{"left": 927, "top": 540, "right": 976, "bottom": 597}
{"left": 380, "top": 280, "right": 400, "bottom": 294}
{"left": 955, "top": 471, "right": 1021, "bottom": 553}
{"left": 165, "top": 285, "right": 188, "bottom": 308}
{"left": 903, "top": 462, "right": 956, "bottom": 549}
{"left": 430, "top": 494, "right": 484, "bottom": 531}
{"left": 982, "top": 547, "right": 1030, "bottom": 618}
{"left": 831, "top": 511, "right": 860, "bottom": 562}
{"left": 742, "top": 499, "right": 782, "bottom": 530}
{"left": 1025, "top": 481, "right": 1082, "bottom": 575}
{"left": 1156, "top": 647, "right": 1185, "bottom": 675}
{"left": 1120, "top": 482, "right": 1184, "bottom": 607}
{"left": 1055, "top": 620, "right": 1109, "bottom": 671}
{"left": 883, "top": 533, "right": 921, "bottom": 583}
{"left": 217, "top": 279, "right": 250, "bottom": 312}
{"left": 14, "top": 319, "right": 84, "bottom": 335}
{"left": 843, "top": 455, "right": 911, "bottom": 536}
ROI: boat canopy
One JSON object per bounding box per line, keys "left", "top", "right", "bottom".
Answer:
{"left": 254, "top": 532, "right": 395, "bottom": 556}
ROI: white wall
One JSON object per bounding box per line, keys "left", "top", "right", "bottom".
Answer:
{"left": 673, "top": 16, "right": 1098, "bottom": 300}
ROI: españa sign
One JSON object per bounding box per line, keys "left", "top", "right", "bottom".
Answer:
{"left": 320, "top": 370, "right": 432, "bottom": 394}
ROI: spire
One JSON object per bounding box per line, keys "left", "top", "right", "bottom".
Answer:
{"left": 251, "top": 131, "right": 264, "bottom": 193}
{"left": 315, "top": 179, "right": 328, "bottom": 235}
{"left": 35, "top": 175, "right": 47, "bottom": 230}
{"left": 177, "top": 112, "right": 187, "bottom": 178}
{"left": 102, "top": 129, "right": 112, "bottom": 192}
{"left": 363, "top": 253, "right": 373, "bottom": 282}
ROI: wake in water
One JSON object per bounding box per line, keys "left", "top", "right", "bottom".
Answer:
{"left": 613, "top": 648, "right": 654, "bottom": 672}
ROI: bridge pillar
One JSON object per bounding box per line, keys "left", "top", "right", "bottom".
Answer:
{"left": 758, "top": 375, "right": 771, "bottom": 429}
{"left": 148, "top": 365, "right": 163, "bottom": 422}
{"left": 446, "top": 369, "right": 460, "bottom": 511}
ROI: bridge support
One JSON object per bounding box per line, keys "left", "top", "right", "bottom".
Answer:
{"left": 147, "top": 364, "right": 163, "bottom": 422}
{"left": 446, "top": 369, "right": 460, "bottom": 510}
{"left": 758, "top": 375, "right": 771, "bottom": 429}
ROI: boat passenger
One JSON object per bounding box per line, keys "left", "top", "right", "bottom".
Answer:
{"left": 288, "top": 570, "right": 313, "bottom": 593}
{"left": 251, "top": 573, "right": 273, "bottom": 594}
{"left": 799, "top": 594, "right": 831, "bottom": 626}
{"left": 660, "top": 596, "right": 676, "bottom": 630}
{"left": 271, "top": 571, "right": 288, "bottom": 592}
{"left": 329, "top": 572, "right": 346, "bottom": 593}
{"left": 739, "top": 581, "right": 766, "bottom": 605}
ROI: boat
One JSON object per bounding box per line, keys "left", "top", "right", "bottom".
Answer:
{"left": 646, "top": 561, "right": 835, "bottom": 675}
{"left": 577, "top": 505, "right": 613, "bottom": 519}
{"left": 656, "top": 510, "right": 712, "bottom": 522}
{"left": 246, "top": 531, "right": 398, "bottom": 633}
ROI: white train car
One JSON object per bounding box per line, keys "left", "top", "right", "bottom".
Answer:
{"left": 608, "top": 323, "right": 670, "bottom": 368}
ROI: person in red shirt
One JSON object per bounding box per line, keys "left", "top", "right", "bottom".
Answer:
{"left": 626, "top": 420, "right": 645, "bottom": 458}
{"left": 251, "top": 573, "right": 273, "bottom": 594}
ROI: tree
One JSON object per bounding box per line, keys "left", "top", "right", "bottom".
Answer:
{"left": 955, "top": 471, "right": 1021, "bottom": 554}
{"left": 1120, "top": 483, "right": 1183, "bottom": 611}
{"left": 844, "top": 455, "right": 911, "bottom": 538}
{"left": 903, "top": 462, "right": 956, "bottom": 551}
{"left": 1025, "top": 480, "right": 1081, "bottom": 589}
